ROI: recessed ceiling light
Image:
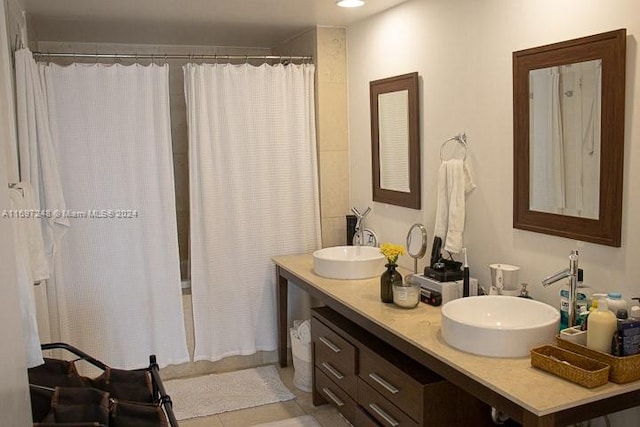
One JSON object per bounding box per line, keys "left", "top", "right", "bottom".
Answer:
{"left": 336, "top": 0, "right": 365, "bottom": 8}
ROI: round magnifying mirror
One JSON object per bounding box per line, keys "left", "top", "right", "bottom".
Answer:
{"left": 406, "top": 223, "right": 428, "bottom": 274}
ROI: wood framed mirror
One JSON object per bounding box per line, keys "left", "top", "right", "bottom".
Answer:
{"left": 513, "top": 29, "right": 626, "bottom": 246}
{"left": 370, "top": 72, "right": 420, "bottom": 209}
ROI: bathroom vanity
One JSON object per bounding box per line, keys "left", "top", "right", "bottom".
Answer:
{"left": 273, "top": 254, "right": 640, "bottom": 427}
{"left": 312, "top": 305, "right": 494, "bottom": 426}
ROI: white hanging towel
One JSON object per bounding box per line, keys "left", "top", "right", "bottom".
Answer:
{"left": 10, "top": 182, "right": 50, "bottom": 282}
{"left": 433, "top": 159, "right": 475, "bottom": 254}
{"left": 8, "top": 188, "right": 44, "bottom": 368}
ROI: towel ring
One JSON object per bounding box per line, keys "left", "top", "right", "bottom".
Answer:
{"left": 440, "top": 133, "right": 468, "bottom": 161}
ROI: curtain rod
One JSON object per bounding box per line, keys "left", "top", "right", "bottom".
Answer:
{"left": 31, "top": 52, "right": 312, "bottom": 62}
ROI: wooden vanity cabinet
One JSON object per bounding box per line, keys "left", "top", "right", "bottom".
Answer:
{"left": 311, "top": 306, "right": 494, "bottom": 427}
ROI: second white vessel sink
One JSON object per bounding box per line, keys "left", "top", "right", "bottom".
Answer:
{"left": 441, "top": 296, "right": 560, "bottom": 358}
{"left": 312, "top": 246, "right": 385, "bottom": 280}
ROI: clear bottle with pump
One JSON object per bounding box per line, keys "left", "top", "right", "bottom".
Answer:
{"left": 586, "top": 294, "right": 618, "bottom": 354}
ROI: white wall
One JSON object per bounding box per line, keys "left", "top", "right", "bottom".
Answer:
{"left": 0, "top": 0, "right": 33, "bottom": 424}
{"left": 1, "top": 0, "right": 23, "bottom": 182}
{"left": 348, "top": 1, "right": 638, "bottom": 423}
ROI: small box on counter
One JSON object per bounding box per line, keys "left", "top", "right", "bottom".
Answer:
{"left": 560, "top": 326, "right": 587, "bottom": 346}
{"left": 410, "top": 274, "right": 478, "bottom": 304}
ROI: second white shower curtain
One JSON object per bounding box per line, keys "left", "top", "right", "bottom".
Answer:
{"left": 184, "top": 63, "right": 321, "bottom": 361}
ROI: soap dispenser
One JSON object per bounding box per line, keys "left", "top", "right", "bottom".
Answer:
{"left": 586, "top": 293, "right": 617, "bottom": 354}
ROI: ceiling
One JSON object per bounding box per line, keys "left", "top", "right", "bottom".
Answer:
{"left": 21, "top": 0, "right": 407, "bottom": 47}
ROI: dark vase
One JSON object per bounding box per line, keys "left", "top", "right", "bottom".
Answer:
{"left": 380, "top": 263, "right": 402, "bottom": 303}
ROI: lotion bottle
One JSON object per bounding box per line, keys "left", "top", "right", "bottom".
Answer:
{"left": 586, "top": 293, "right": 617, "bottom": 354}
{"left": 606, "top": 292, "right": 628, "bottom": 316}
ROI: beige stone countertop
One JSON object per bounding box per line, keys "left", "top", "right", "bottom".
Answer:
{"left": 273, "top": 253, "right": 640, "bottom": 417}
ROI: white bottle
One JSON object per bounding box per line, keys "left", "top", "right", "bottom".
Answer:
{"left": 586, "top": 294, "right": 618, "bottom": 354}
{"left": 606, "top": 292, "right": 628, "bottom": 317}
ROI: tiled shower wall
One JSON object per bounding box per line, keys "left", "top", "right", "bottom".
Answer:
{"left": 274, "top": 27, "right": 350, "bottom": 248}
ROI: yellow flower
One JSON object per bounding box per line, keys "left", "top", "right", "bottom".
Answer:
{"left": 380, "top": 243, "right": 406, "bottom": 265}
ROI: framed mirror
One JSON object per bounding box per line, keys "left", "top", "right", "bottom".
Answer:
{"left": 370, "top": 72, "right": 420, "bottom": 209}
{"left": 513, "top": 29, "right": 626, "bottom": 246}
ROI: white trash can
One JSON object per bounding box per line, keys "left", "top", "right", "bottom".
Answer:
{"left": 290, "top": 320, "right": 312, "bottom": 392}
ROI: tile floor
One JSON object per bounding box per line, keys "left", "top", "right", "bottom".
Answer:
{"left": 178, "top": 365, "right": 351, "bottom": 427}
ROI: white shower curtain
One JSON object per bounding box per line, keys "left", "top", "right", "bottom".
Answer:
{"left": 184, "top": 63, "right": 321, "bottom": 361}
{"left": 549, "top": 67, "right": 566, "bottom": 212}
{"left": 39, "top": 61, "right": 189, "bottom": 369}
{"left": 577, "top": 62, "right": 601, "bottom": 219}
{"left": 529, "top": 66, "right": 565, "bottom": 213}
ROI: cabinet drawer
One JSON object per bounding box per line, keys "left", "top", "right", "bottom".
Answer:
{"left": 358, "top": 378, "right": 418, "bottom": 427}
{"left": 312, "top": 317, "right": 357, "bottom": 396}
{"left": 359, "top": 348, "right": 425, "bottom": 421}
{"left": 312, "top": 317, "right": 357, "bottom": 373}
{"left": 355, "top": 405, "right": 382, "bottom": 427}
{"left": 315, "top": 367, "right": 357, "bottom": 426}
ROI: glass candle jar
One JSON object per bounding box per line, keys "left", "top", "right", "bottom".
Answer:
{"left": 393, "top": 282, "right": 420, "bottom": 309}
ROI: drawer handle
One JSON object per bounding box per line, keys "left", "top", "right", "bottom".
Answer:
{"left": 322, "top": 387, "right": 344, "bottom": 407}
{"left": 321, "top": 362, "right": 344, "bottom": 380}
{"left": 319, "top": 336, "right": 341, "bottom": 353}
{"left": 368, "top": 403, "right": 399, "bottom": 427}
{"left": 368, "top": 373, "right": 399, "bottom": 395}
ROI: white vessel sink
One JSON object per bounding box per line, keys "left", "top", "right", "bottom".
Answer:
{"left": 312, "top": 246, "right": 385, "bottom": 280}
{"left": 441, "top": 296, "right": 560, "bottom": 358}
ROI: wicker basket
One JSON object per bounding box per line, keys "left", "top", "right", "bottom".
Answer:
{"left": 530, "top": 345, "right": 610, "bottom": 388}
{"left": 556, "top": 335, "right": 640, "bottom": 384}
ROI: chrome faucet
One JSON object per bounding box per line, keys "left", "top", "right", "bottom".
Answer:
{"left": 351, "top": 206, "right": 371, "bottom": 246}
{"left": 542, "top": 250, "right": 579, "bottom": 328}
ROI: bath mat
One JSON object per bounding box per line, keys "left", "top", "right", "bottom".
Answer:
{"left": 165, "top": 365, "right": 295, "bottom": 420}
{"left": 252, "top": 415, "right": 322, "bottom": 427}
